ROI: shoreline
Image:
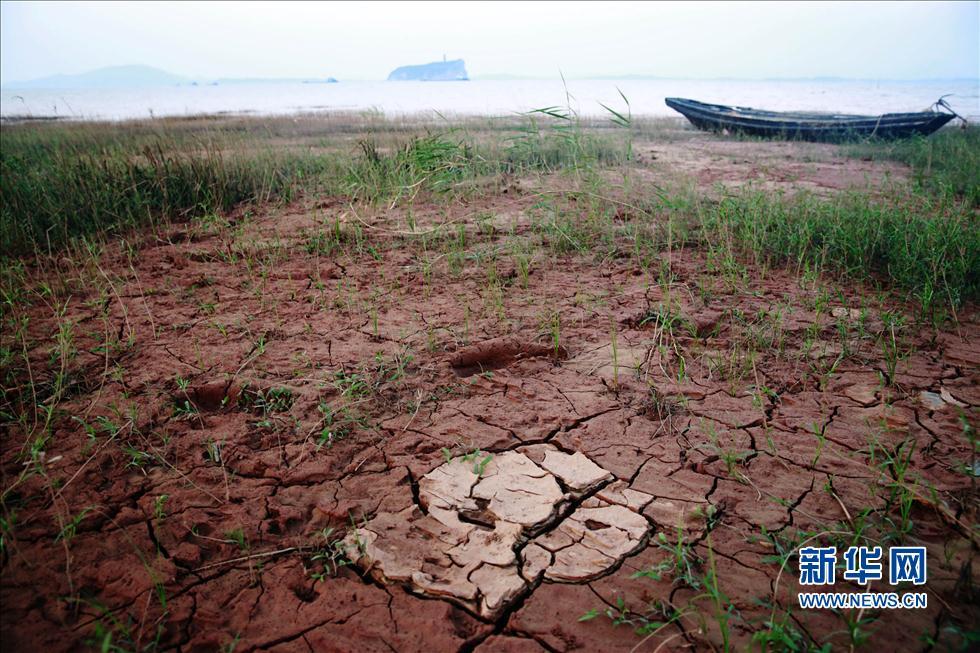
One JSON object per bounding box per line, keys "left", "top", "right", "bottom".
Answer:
{"left": 3, "top": 77, "right": 977, "bottom": 123}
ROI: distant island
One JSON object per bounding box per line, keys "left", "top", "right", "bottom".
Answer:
{"left": 5, "top": 63, "right": 971, "bottom": 90}
{"left": 4, "top": 65, "right": 186, "bottom": 89}
{"left": 387, "top": 59, "right": 468, "bottom": 81}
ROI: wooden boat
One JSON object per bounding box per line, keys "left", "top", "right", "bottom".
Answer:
{"left": 665, "top": 97, "right": 957, "bottom": 141}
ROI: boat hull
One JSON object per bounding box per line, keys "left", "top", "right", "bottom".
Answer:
{"left": 665, "top": 97, "right": 955, "bottom": 142}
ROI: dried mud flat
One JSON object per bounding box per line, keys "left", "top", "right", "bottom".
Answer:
{"left": 633, "top": 137, "right": 910, "bottom": 196}
{"left": 1, "top": 139, "right": 978, "bottom": 652}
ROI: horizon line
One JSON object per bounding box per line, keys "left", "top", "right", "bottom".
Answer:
{"left": 4, "top": 75, "right": 978, "bottom": 89}
{"left": 2, "top": 64, "right": 978, "bottom": 88}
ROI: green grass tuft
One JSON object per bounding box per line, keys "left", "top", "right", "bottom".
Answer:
{"left": 700, "top": 189, "right": 979, "bottom": 313}
{"left": 0, "top": 125, "right": 338, "bottom": 254}
{"left": 847, "top": 127, "right": 980, "bottom": 207}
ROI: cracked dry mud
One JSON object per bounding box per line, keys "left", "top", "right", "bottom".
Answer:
{"left": 345, "top": 446, "right": 647, "bottom": 618}
{"left": 2, "top": 137, "right": 978, "bottom": 652}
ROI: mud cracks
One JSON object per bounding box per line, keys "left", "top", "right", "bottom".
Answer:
{"left": 346, "top": 446, "right": 649, "bottom": 618}
{"left": 2, "top": 142, "right": 978, "bottom": 652}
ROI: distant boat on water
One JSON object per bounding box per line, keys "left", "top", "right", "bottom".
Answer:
{"left": 665, "top": 97, "right": 959, "bottom": 141}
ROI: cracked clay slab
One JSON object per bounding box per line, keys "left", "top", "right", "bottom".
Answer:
{"left": 343, "top": 446, "right": 652, "bottom": 619}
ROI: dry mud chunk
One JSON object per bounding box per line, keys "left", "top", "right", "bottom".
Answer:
{"left": 471, "top": 452, "right": 564, "bottom": 527}
{"left": 469, "top": 564, "right": 526, "bottom": 615}
{"left": 521, "top": 543, "right": 553, "bottom": 581}
{"left": 643, "top": 497, "right": 710, "bottom": 534}
{"left": 344, "top": 445, "right": 651, "bottom": 619}
{"left": 596, "top": 480, "right": 654, "bottom": 512}
{"left": 450, "top": 337, "right": 567, "bottom": 377}
{"left": 844, "top": 384, "right": 878, "bottom": 407}
{"left": 544, "top": 542, "right": 615, "bottom": 581}
{"left": 522, "top": 445, "right": 613, "bottom": 493}
{"left": 420, "top": 459, "right": 482, "bottom": 513}
{"left": 687, "top": 392, "right": 766, "bottom": 429}
{"left": 533, "top": 502, "right": 650, "bottom": 581}
{"left": 566, "top": 341, "right": 649, "bottom": 381}
{"left": 448, "top": 521, "right": 523, "bottom": 567}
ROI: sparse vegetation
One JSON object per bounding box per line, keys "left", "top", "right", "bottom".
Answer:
{"left": 1, "top": 111, "right": 976, "bottom": 652}
{"left": 847, "top": 128, "right": 980, "bottom": 206}
{"left": 699, "top": 186, "right": 980, "bottom": 314}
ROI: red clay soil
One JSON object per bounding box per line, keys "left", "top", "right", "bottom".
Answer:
{"left": 632, "top": 137, "right": 910, "bottom": 197}
{"left": 1, "top": 184, "right": 977, "bottom": 652}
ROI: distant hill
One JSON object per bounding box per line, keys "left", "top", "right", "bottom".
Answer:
{"left": 4, "top": 65, "right": 187, "bottom": 89}
{"left": 387, "top": 59, "right": 468, "bottom": 81}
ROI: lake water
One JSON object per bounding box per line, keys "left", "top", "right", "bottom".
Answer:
{"left": 2, "top": 78, "right": 978, "bottom": 122}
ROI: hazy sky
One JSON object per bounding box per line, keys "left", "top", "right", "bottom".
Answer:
{"left": 1, "top": 1, "right": 978, "bottom": 82}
